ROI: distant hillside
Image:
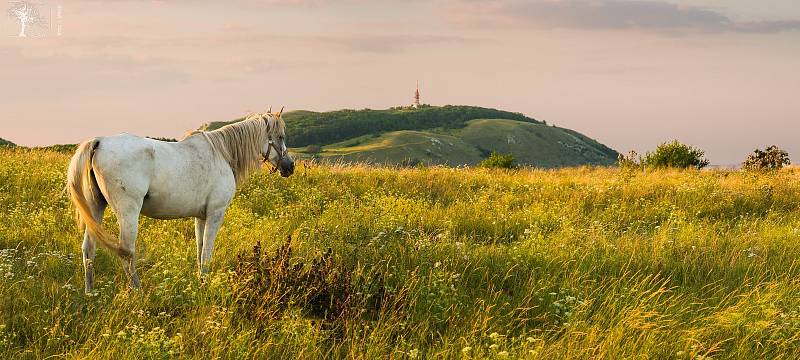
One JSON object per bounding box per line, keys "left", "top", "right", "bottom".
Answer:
{"left": 206, "top": 105, "right": 618, "bottom": 168}
{"left": 0, "top": 138, "right": 15, "bottom": 147}
{"left": 313, "top": 119, "right": 618, "bottom": 168}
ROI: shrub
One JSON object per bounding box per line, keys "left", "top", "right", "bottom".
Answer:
{"left": 230, "top": 237, "right": 396, "bottom": 332}
{"left": 742, "top": 146, "right": 791, "bottom": 171}
{"left": 305, "top": 144, "right": 322, "bottom": 154}
{"left": 401, "top": 158, "right": 422, "bottom": 167}
{"left": 617, "top": 150, "right": 642, "bottom": 169}
{"left": 478, "top": 152, "right": 516, "bottom": 169}
{"left": 643, "top": 140, "right": 709, "bottom": 169}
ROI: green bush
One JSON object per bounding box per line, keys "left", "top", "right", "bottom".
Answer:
{"left": 742, "top": 145, "right": 791, "bottom": 171}
{"left": 478, "top": 151, "right": 516, "bottom": 169}
{"left": 643, "top": 140, "right": 709, "bottom": 169}
{"left": 305, "top": 144, "right": 322, "bottom": 154}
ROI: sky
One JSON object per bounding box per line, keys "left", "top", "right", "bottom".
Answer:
{"left": 1, "top": 0, "right": 798, "bottom": 165}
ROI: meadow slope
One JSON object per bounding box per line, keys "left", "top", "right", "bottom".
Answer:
{"left": 317, "top": 119, "right": 617, "bottom": 167}
{"left": 1, "top": 148, "right": 799, "bottom": 359}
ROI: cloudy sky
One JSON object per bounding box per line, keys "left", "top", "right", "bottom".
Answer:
{"left": 1, "top": 0, "right": 798, "bottom": 165}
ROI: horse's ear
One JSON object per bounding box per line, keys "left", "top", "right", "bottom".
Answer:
{"left": 267, "top": 105, "right": 272, "bottom": 114}
{"left": 277, "top": 106, "right": 284, "bottom": 117}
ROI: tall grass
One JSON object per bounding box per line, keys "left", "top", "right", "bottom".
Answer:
{"left": 1, "top": 148, "right": 799, "bottom": 358}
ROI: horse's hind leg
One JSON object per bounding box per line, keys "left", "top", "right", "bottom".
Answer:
{"left": 199, "top": 210, "right": 225, "bottom": 277}
{"left": 82, "top": 201, "right": 107, "bottom": 294}
{"left": 117, "top": 209, "right": 142, "bottom": 289}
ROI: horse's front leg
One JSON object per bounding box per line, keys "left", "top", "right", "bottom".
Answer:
{"left": 199, "top": 210, "right": 225, "bottom": 277}
{"left": 195, "top": 218, "right": 206, "bottom": 277}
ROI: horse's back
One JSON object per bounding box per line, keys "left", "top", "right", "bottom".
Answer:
{"left": 92, "top": 133, "right": 234, "bottom": 219}
{"left": 94, "top": 133, "right": 200, "bottom": 170}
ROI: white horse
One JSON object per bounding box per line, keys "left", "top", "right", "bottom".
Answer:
{"left": 66, "top": 110, "right": 294, "bottom": 293}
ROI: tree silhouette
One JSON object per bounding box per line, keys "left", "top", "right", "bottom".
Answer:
{"left": 7, "top": 1, "right": 46, "bottom": 37}
{"left": 742, "top": 146, "right": 791, "bottom": 171}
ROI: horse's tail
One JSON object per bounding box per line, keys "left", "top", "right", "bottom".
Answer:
{"left": 67, "top": 139, "right": 132, "bottom": 259}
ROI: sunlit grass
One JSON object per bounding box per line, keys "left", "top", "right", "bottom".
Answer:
{"left": 1, "top": 148, "right": 799, "bottom": 358}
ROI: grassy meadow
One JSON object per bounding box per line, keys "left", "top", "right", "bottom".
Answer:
{"left": 1, "top": 148, "right": 800, "bottom": 359}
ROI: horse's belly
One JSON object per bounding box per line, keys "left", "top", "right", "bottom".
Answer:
{"left": 140, "top": 194, "right": 206, "bottom": 220}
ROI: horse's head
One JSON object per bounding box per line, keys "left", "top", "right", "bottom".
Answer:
{"left": 261, "top": 107, "right": 294, "bottom": 177}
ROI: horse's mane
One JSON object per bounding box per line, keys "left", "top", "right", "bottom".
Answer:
{"left": 196, "top": 113, "right": 285, "bottom": 185}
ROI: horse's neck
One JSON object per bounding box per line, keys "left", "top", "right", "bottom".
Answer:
{"left": 190, "top": 130, "right": 256, "bottom": 184}
{"left": 182, "top": 134, "right": 225, "bottom": 164}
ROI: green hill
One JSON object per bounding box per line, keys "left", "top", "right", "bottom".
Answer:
{"left": 0, "top": 138, "right": 15, "bottom": 147}
{"left": 206, "top": 105, "right": 618, "bottom": 167}
{"left": 312, "top": 119, "right": 618, "bottom": 167}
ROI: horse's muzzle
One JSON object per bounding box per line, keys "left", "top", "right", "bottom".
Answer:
{"left": 279, "top": 158, "right": 294, "bottom": 177}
